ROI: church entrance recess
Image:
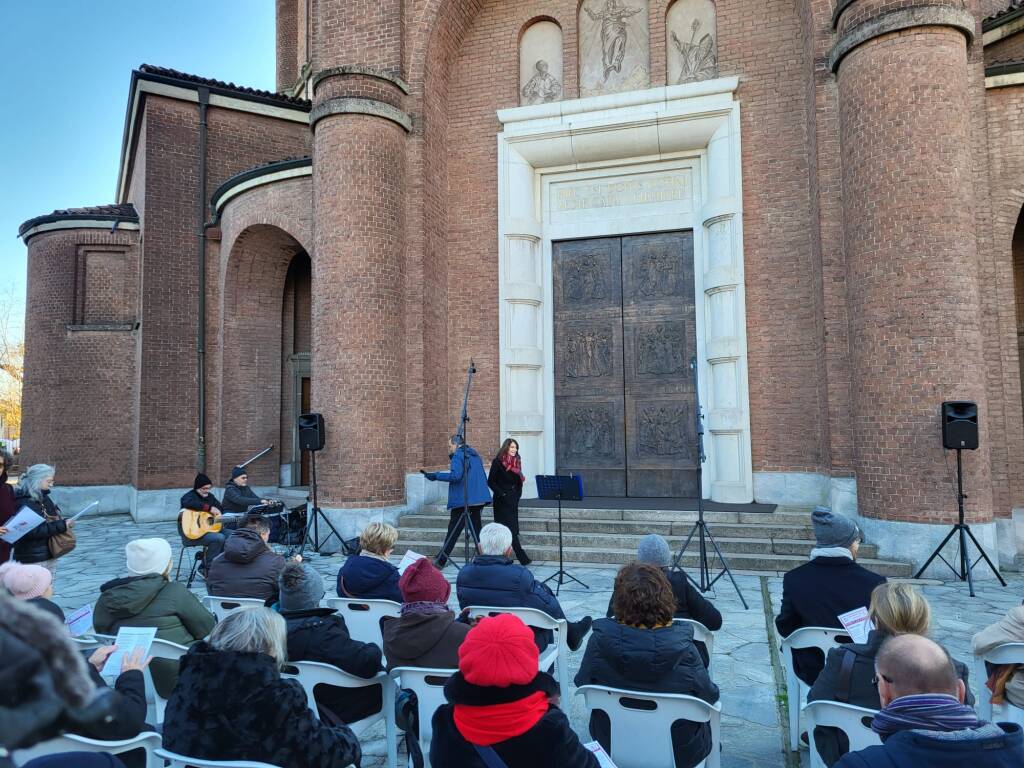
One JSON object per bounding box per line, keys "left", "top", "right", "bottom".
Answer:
{"left": 553, "top": 231, "right": 698, "bottom": 497}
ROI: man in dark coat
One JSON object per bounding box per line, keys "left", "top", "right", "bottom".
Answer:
{"left": 206, "top": 516, "right": 288, "bottom": 604}
{"left": 456, "top": 523, "right": 592, "bottom": 651}
{"left": 835, "top": 634, "right": 1023, "bottom": 768}
{"left": 222, "top": 466, "right": 272, "bottom": 513}
{"left": 775, "top": 507, "right": 886, "bottom": 685}
{"left": 279, "top": 562, "right": 385, "bottom": 724}
{"left": 179, "top": 473, "right": 228, "bottom": 567}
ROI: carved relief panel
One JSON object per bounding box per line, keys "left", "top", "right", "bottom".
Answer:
{"left": 578, "top": 0, "right": 651, "bottom": 98}
{"left": 520, "top": 20, "right": 563, "bottom": 106}
{"left": 666, "top": 0, "right": 718, "bottom": 85}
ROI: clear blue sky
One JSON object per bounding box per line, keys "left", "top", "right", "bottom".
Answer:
{"left": 0, "top": 1, "right": 276, "bottom": 342}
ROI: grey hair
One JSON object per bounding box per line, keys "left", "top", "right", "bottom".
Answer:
{"left": 16, "top": 464, "right": 56, "bottom": 502}
{"left": 480, "top": 522, "right": 513, "bottom": 556}
{"left": 209, "top": 607, "right": 288, "bottom": 668}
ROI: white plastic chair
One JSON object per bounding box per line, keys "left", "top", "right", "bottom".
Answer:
{"left": 575, "top": 684, "right": 722, "bottom": 768}
{"left": 779, "top": 626, "right": 850, "bottom": 751}
{"left": 464, "top": 605, "right": 570, "bottom": 695}
{"left": 974, "top": 642, "right": 1024, "bottom": 721}
{"left": 803, "top": 700, "right": 880, "bottom": 768}
{"left": 390, "top": 666, "right": 457, "bottom": 768}
{"left": 155, "top": 749, "right": 285, "bottom": 767}
{"left": 324, "top": 597, "right": 401, "bottom": 649}
{"left": 142, "top": 637, "right": 190, "bottom": 725}
{"left": 14, "top": 731, "right": 163, "bottom": 768}
{"left": 201, "top": 595, "right": 266, "bottom": 621}
{"left": 674, "top": 619, "right": 716, "bottom": 677}
{"left": 280, "top": 660, "right": 397, "bottom": 768}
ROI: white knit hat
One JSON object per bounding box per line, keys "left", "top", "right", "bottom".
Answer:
{"left": 126, "top": 538, "right": 173, "bottom": 576}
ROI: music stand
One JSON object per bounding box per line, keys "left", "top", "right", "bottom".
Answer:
{"left": 536, "top": 474, "right": 588, "bottom": 594}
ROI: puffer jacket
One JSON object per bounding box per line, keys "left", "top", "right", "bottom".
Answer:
{"left": 424, "top": 445, "right": 492, "bottom": 510}
{"left": 205, "top": 527, "right": 285, "bottom": 603}
{"left": 93, "top": 574, "right": 215, "bottom": 697}
{"left": 222, "top": 481, "right": 261, "bottom": 514}
{"left": 380, "top": 611, "right": 470, "bottom": 671}
{"left": 338, "top": 554, "right": 402, "bottom": 603}
{"left": 11, "top": 490, "right": 66, "bottom": 564}
{"left": 574, "top": 618, "right": 719, "bottom": 768}
{"left": 973, "top": 606, "right": 1024, "bottom": 709}
{"left": 163, "top": 642, "right": 360, "bottom": 768}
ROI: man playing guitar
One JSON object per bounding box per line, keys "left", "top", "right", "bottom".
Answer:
{"left": 180, "top": 473, "right": 229, "bottom": 572}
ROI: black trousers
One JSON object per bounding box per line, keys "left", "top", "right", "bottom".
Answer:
{"left": 493, "top": 495, "right": 529, "bottom": 563}
{"left": 438, "top": 505, "right": 483, "bottom": 560}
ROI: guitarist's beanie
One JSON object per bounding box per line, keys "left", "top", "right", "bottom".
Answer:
{"left": 193, "top": 473, "right": 213, "bottom": 490}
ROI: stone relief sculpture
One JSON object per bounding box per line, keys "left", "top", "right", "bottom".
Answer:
{"left": 638, "top": 404, "right": 691, "bottom": 456}
{"left": 566, "top": 406, "right": 615, "bottom": 457}
{"left": 579, "top": 0, "right": 650, "bottom": 97}
{"left": 637, "top": 323, "right": 685, "bottom": 375}
{"left": 563, "top": 254, "right": 607, "bottom": 302}
{"left": 566, "top": 328, "right": 613, "bottom": 378}
{"left": 520, "top": 20, "right": 563, "bottom": 106}
{"left": 667, "top": 0, "right": 718, "bottom": 85}
{"left": 633, "top": 249, "right": 680, "bottom": 297}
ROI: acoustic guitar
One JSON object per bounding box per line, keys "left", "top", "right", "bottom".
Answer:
{"left": 180, "top": 508, "right": 223, "bottom": 540}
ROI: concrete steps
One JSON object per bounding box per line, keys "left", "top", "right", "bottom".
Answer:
{"left": 395, "top": 504, "right": 914, "bottom": 577}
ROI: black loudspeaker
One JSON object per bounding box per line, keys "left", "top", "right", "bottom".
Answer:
{"left": 298, "top": 412, "right": 325, "bottom": 452}
{"left": 941, "top": 401, "right": 978, "bottom": 450}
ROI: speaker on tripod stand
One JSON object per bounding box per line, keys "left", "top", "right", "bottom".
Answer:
{"left": 297, "top": 412, "right": 345, "bottom": 554}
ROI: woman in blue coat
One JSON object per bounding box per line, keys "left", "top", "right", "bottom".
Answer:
{"left": 422, "top": 436, "right": 491, "bottom": 567}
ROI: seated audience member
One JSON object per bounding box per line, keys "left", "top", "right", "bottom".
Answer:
{"left": 163, "top": 608, "right": 360, "bottom": 768}
{"left": 578, "top": 562, "right": 719, "bottom": 768}
{"left": 457, "top": 522, "right": 592, "bottom": 651}
{"left": 179, "top": 472, "right": 228, "bottom": 566}
{"left": 0, "top": 561, "right": 65, "bottom": 621}
{"left": 775, "top": 507, "right": 886, "bottom": 685}
{"left": 809, "top": 582, "right": 974, "bottom": 766}
{"left": 222, "top": 465, "right": 273, "bottom": 513}
{"left": 835, "top": 634, "right": 1023, "bottom": 767}
{"left": 279, "top": 561, "right": 385, "bottom": 724}
{"left": 381, "top": 556, "right": 470, "bottom": 670}
{"left": 431, "top": 613, "right": 600, "bottom": 768}
{"left": 605, "top": 533, "right": 722, "bottom": 666}
{"left": 206, "top": 515, "right": 288, "bottom": 604}
{"left": 94, "top": 538, "right": 215, "bottom": 698}
{"left": 337, "top": 521, "right": 402, "bottom": 603}
{"left": 973, "top": 602, "right": 1024, "bottom": 711}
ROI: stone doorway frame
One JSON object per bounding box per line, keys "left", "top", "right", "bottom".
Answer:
{"left": 496, "top": 76, "right": 752, "bottom": 503}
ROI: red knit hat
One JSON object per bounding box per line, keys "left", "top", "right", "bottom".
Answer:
{"left": 459, "top": 613, "right": 539, "bottom": 687}
{"left": 398, "top": 557, "right": 451, "bottom": 604}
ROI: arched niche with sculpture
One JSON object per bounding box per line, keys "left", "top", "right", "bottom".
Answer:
{"left": 520, "top": 19, "right": 564, "bottom": 106}
{"left": 666, "top": 0, "right": 718, "bottom": 85}
{"left": 578, "top": 0, "right": 651, "bottom": 98}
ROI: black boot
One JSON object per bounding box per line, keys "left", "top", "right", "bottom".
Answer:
{"left": 566, "top": 616, "right": 593, "bottom": 651}
{"left": 433, "top": 553, "right": 449, "bottom": 569}
{"left": 514, "top": 543, "right": 532, "bottom": 566}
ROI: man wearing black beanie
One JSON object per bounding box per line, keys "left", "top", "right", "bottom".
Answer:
{"left": 179, "top": 473, "right": 227, "bottom": 570}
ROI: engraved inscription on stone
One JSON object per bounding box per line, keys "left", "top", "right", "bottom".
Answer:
{"left": 667, "top": 0, "right": 718, "bottom": 85}
{"left": 637, "top": 403, "right": 692, "bottom": 457}
{"left": 637, "top": 323, "right": 685, "bottom": 376}
{"left": 566, "top": 406, "right": 616, "bottom": 457}
{"left": 565, "top": 328, "right": 613, "bottom": 378}
{"left": 579, "top": 0, "right": 650, "bottom": 98}
{"left": 520, "top": 21, "right": 563, "bottom": 106}
{"left": 562, "top": 254, "right": 608, "bottom": 302}
{"left": 632, "top": 248, "right": 680, "bottom": 297}
{"left": 553, "top": 173, "right": 690, "bottom": 214}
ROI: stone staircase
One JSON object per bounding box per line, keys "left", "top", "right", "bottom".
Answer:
{"left": 395, "top": 504, "right": 914, "bottom": 577}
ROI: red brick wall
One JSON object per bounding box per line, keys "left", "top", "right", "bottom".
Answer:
{"left": 987, "top": 31, "right": 1024, "bottom": 63}
{"left": 277, "top": 0, "right": 299, "bottom": 91}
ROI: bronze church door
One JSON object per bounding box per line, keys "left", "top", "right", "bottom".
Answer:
{"left": 553, "top": 232, "right": 698, "bottom": 497}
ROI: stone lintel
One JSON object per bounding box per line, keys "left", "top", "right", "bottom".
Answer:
{"left": 310, "top": 97, "right": 412, "bottom": 132}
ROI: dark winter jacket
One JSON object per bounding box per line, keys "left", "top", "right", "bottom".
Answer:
{"left": 27, "top": 597, "right": 65, "bottom": 622}
{"left": 205, "top": 528, "right": 285, "bottom": 603}
{"left": 222, "top": 481, "right": 261, "bottom": 514}
{"left": 425, "top": 445, "right": 492, "bottom": 510}
{"left": 11, "top": 491, "right": 66, "bottom": 564}
{"left": 834, "top": 722, "right": 1024, "bottom": 768}
{"left": 775, "top": 556, "right": 886, "bottom": 685}
{"left": 430, "top": 671, "right": 599, "bottom": 768}
{"left": 575, "top": 619, "right": 719, "bottom": 768}
{"left": 0, "top": 472, "right": 16, "bottom": 564}
{"left": 163, "top": 642, "right": 361, "bottom": 768}
{"left": 807, "top": 630, "right": 974, "bottom": 766}
{"left": 381, "top": 610, "right": 470, "bottom": 671}
{"left": 338, "top": 554, "right": 402, "bottom": 603}
{"left": 457, "top": 555, "right": 565, "bottom": 649}
{"left": 179, "top": 488, "right": 222, "bottom": 513}
{"left": 488, "top": 457, "right": 523, "bottom": 517}
{"left": 93, "top": 574, "right": 216, "bottom": 698}
{"left": 282, "top": 607, "right": 384, "bottom": 724}
{"left": 75, "top": 664, "right": 150, "bottom": 768}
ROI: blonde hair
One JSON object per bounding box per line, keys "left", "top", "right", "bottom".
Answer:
{"left": 209, "top": 607, "right": 288, "bottom": 668}
{"left": 869, "top": 582, "right": 931, "bottom": 636}
{"left": 359, "top": 521, "right": 398, "bottom": 556}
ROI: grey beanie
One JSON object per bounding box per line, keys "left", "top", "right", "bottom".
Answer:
{"left": 637, "top": 534, "right": 672, "bottom": 568}
{"left": 811, "top": 506, "right": 860, "bottom": 548}
{"left": 278, "top": 562, "right": 325, "bottom": 612}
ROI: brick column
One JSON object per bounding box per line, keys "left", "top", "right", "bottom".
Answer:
{"left": 831, "top": 1, "right": 993, "bottom": 529}
{"left": 275, "top": 0, "right": 298, "bottom": 93}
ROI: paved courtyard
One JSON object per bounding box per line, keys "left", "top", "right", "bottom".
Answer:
{"left": 48, "top": 514, "right": 1024, "bottom": 768}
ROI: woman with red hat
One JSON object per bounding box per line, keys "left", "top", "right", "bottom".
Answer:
{"left": 430, "top": 612, "right": 600, "bottom": 767}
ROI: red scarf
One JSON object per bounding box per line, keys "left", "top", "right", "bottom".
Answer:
{"left": 453, "top": 691, "right": 549, "bottom": 746}
{"left": 501, "top": 452, "right": 524, "bottom": 483}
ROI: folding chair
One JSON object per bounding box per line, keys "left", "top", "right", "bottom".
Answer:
{"left": 280, "top": 660, "right": 397, "bottom": 768}
{"left": 803, "top": 700, "right": 880, "bottom": 768}
{"left": 200, "top": 595, "right": 266, "bottom": 621}
{"left": 155, "top": 750, "right": 285, "bottom": 768}
{"left": 464, "top": 605, "right": 570, "bottom": 695}
{"left": 674, "top": 618, "right": 716, "bottom": 677}
{"left": 390, "top": 666, "right": 457, "bottom": 768}
{"left": 324, "top": 597, "right": 401, "bottom": 650}
{"left": 176, "top": 509, "right": 209, "bottom": 588}
{"left": 575, "top": 684, "right": 722, "bottom": 768}
{"left": 779, "top": 626, "right": 850, "bottom": 751}
{"left": 974, "top": 642, "right": 1024, "bottom": 721}
{"left": 142, "top": 637, "right": 190, "bottom": 725}
{"left": 14, "top": 731, "right": 163, "bottom": 768}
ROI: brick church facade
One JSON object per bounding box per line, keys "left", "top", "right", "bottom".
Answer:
{"left": 17, "top": 0, "right": 1024, "bottom": 570}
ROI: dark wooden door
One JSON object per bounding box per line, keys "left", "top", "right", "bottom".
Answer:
{"left": 553, "top": 232, "right": 696, "bottom": 497}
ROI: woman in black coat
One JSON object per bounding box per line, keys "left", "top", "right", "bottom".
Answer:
{"left": 576, "top": 562, "right": 719, "bottom": 768}
{"left": 487, "top": 438, "right": 530, "bottom": 565}
{"left": 13, "top": 464, "right": 72, "bottom": 566}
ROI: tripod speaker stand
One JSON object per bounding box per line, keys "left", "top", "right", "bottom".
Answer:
{"left": 297, "top": 412, "right": 344, "bottom": 556}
